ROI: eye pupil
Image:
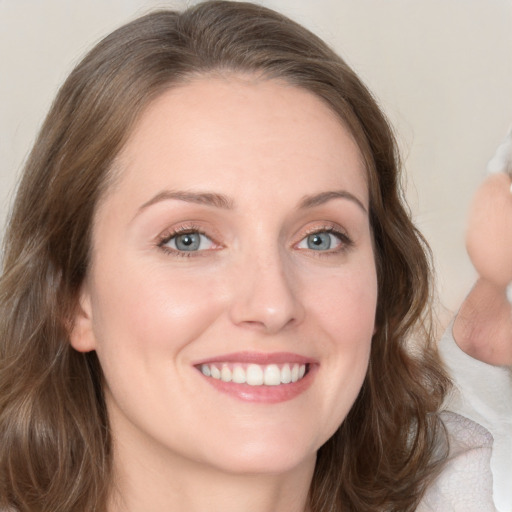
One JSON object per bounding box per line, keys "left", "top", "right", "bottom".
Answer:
{"left": 175, "top": 233, "right": 200, "bottom": 251}
{"left": 307, "top": 233, "right": 331, "bottom": 250}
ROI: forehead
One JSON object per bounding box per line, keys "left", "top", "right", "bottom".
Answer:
{"left": 106, "top": 74, "right": 368, "bottom": 210}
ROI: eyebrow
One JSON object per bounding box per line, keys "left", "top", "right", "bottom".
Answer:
{"left": 137, "top": 188, "right": 367, "bottom": 215}
{"left": 138, "top": 190, "right": 234, "bottom": 212}
{"left": 298, "top": 190, "right": 367, "bottom": 213}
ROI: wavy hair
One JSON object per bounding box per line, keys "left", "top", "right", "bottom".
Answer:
{"left": 0, "top": 2, "right": 450, "bottom": 511}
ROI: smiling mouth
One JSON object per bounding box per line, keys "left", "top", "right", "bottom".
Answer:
{"left": 198, "top": 363, "right": 308, "bottom": 386}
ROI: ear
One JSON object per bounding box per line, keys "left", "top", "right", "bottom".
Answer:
{"left": 69, "top": 284, "right": 97, "bottom": 353}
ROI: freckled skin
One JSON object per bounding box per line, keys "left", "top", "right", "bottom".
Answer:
{"left": 70, "top": 76, "right": 377, "bottom": 511}
{"left": 454, "top": 172, "right": 512, "bottom": 366}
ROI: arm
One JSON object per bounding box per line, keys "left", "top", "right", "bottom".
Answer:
{"left": 453, "top": 278, "right": 512, "bottom": 366}
{"left": 457, "top": 167, "right": 512, "bottom": 366}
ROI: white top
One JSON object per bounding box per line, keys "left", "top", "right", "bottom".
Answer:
{"left": 439, "top": 324, "right": 512, "bottom": 512}
{"left": 419, "top": 411, "right": 495, "bottom": 511}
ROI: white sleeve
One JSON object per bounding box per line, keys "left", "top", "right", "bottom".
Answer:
{"left": 439, "top": 325, "right": 512, "bottom": 512}
{"left": 418, "top": 412, "right": 495, "bottom": 512}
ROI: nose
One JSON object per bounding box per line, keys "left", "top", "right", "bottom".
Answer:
{"left": 228, "top": 248, "right": 305, "bottom": 334}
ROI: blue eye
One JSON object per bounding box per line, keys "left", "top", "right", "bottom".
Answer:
{"left": 297, "top": 230, "right": 344, "bottom": 251}
{"left": 161, "top": 231, "right": 215, "bottom": 252}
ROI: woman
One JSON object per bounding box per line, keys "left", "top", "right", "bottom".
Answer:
{"left": 0, "top": 2, "right": 485, "bottom": 511}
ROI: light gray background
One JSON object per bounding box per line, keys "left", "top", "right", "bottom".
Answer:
{"left": 1, "top": 0, "right": 512, "bottom": 326}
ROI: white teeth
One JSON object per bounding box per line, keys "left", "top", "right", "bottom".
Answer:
{"left": 232, "top": 365, "right": 246, "bottom": 383}
{"left": 281, "top": 364, "right": 292, "bottom": 384}
{"left": 263, "top": 364, "right": 281, "bottom": 386}
{"left": 200, "top": 362, "right": 308, "bottom": 386}
{"left": 220, "top": 365, "right": 232, "bottom": 382}
{"left": 210, "top": 365, "right": 221, "bottom": 379}
{"left": 246, "top": 364, "right": 264, "bottom": 386}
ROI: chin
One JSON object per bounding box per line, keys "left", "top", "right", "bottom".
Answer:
{"left": 194, "top": 424, "right": 324, "bottom": 477}
{"left": 209, "top": 446, "right": 317, "bottom": 477}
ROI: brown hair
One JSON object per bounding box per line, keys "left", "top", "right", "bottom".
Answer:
{"left": 0, "top": 2, "right": 450, "bottom": 510}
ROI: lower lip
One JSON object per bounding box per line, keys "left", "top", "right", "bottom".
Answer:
{"left": 198, "top": 365, "right": 317, "bottom": 403}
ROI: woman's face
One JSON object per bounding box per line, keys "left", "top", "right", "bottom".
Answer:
{"left": 72, "top": 75, "right": 378, "bottom": 476}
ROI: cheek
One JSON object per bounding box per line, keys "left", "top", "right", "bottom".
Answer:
{"left": 300, "top": 259, "right": 377, "bottom": 398}
{"left": 301, "top": 266, "right": 376, "bottom": 438}
{"left": 305, "top": 263, "right": 378, "bottom": 336}
{"left": 88, "top": 262, "right": 228, "bottom": 361}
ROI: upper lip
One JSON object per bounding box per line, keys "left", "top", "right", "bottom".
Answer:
{"left": 192, "top": 351, "right": 316, "bottom": 366}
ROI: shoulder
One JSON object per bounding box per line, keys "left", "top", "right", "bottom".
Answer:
{"left": 418, "top": 412, "right": 496, "bottom": 512}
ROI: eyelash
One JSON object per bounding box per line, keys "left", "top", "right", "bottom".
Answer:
{"left": 296, "top": 225, "right": 353, "bottom": 255}
{"left": 157, "top": 224, "right": 218, "bottom": 258}
{"left": 156, "top": 224, "right": 353, "bottom": 257}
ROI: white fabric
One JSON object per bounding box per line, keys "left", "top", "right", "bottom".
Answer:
{"left": 418, "top": 411, "right": 495, "bottom": 511}
{"left": 486, "top": 127, "right": 511, "bottom": 176}
{"left": 439, "top": 324, "right": 512, "bottom": 512}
